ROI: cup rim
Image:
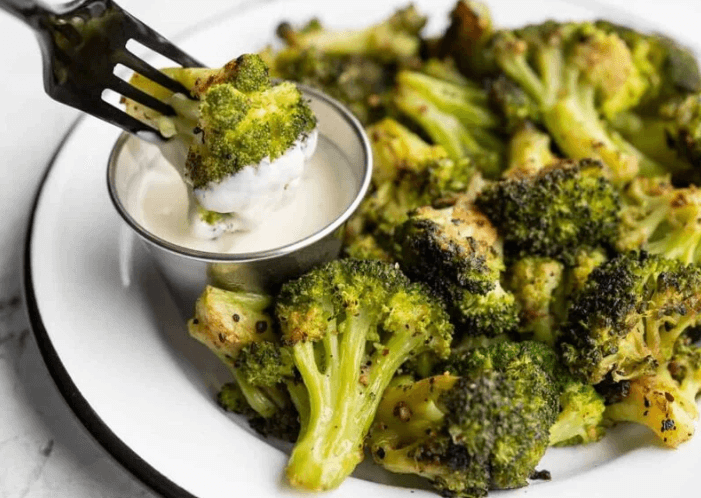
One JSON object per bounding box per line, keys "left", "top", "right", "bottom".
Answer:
{"left": 107, "top": 83, "right": 372, "bottom": 263}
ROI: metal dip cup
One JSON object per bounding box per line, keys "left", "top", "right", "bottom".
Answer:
{"left": 107, "top": 84, "right": 372, "bottom": 313}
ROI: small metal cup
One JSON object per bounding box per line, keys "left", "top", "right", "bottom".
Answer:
{"left": 107, "top": 85, "right": 372, "bottom": 312}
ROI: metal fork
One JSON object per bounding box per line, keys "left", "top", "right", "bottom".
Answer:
{"left": 0, "top": 0, "right": 203, "bottom": 141}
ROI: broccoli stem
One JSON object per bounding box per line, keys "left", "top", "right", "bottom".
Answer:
{"left": 231, "top": 369, "right": 285, "bottom": 419}
{"left": 285, "top": 313, "right": 431, "bottom": 490}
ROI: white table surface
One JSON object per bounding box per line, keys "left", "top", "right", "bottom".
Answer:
{"left": 0, "top": 0, "right": 699, "bottom": 497}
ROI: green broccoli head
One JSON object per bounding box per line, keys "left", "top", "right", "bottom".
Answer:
{"left": 605, "top": 339, "right": 701, "bottom": 448}
{"left": 559, "top": 252, "right": 701, "bottom": 385}
{"left": 594, "top": 21, "right": 701, "bottom": 110}
{"left": 549, "top": 380, "right": 606, "bottom": 446}
{"left": 186, "top": 55, "right": 316, "bottom": 188}
{"left": 395, "top": 203, "right": 519, "bottom": 337}
{"left": 506, "top": 256, "right": 564, "bottom": 345}
{"left": 617, "top": 176, "right": 701, "bottom": 265}
{"left": 488, "top": 76, "right": 542, "bottom": 134}
{"left": 124, "top": 54, "right": 316, "bottom": 189}
{"left": 503, "top": 122, "right": 556, "bottom": 178}
{"left": 187, "top": 286, "right": 296, "bottom": 424}
{"left": 344, "top": 119, "right": 476, "bottom": 256}
{"left": 476, "top": 159, "right": 620, "bottom": 264}
{"left": 276, "top": 5, "right": 426, "bottom": 62}
{"left": 393, "top": 69, "right": 505, "bottom": 178}
{"left": 490, "top": 21, "right": 664, "bottom": 182}
{"left": 369, "top": 341, "right": 559, "bottom": 497}
{"left": 659, "top": 94, "right": 701, "bottom": 168}
{"left": 274, "top": 259, "right": 453, "bottom": 491}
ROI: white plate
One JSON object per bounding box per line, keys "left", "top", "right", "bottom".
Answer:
{"left": 23, "top": 1, "right": 701, "bottom": 497}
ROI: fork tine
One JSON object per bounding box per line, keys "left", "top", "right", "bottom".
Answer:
{"left": 95, "top": 100, "right": 166, "bottom": 141}
{"left": 115, "top": 51, "right": 193, "bottom": 97}
{"left": 109, "top": 76, "right": 175, "bottom": 116}
{"left": 124, "top": 12, "right": 204, "bottom": 68}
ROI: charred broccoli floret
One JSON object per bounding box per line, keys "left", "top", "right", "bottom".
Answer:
{"left": 491, "top": 21, "right": 664, "bottom": 183}
{"left": 344, "top": 118, "right": 475, "bottom": 258}
{"left": 188, "top": 286, "right": 299, "bottom": 440}
{"left": 125, "top": 54, "right": 316, "bottom": 189}
{"left": 618, "top": 176, "right": 701, "bottom": 264}
{"left": 368, "top": 341, "right": 559, "bottom": 497}
{"left": 393, "top": 69, "right": 505, "bottom": 177}
{"left": 275, "top": 259, "right": 453, "bottom": 491}
{"left": 559, "top": 252, "right": 701, "bottom": 384}
{"left": 476, "top": 159, "right": 620, "bottom": 264}
{"left": 395, "top": 202, "right": 519, "bottom": 337}
{"left": 605, "top": 339, "right": 701, "bottom": 448}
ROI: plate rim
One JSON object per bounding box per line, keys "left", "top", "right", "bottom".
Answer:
{"left": 20, "top": 1, "right": 701, "bottom": 497}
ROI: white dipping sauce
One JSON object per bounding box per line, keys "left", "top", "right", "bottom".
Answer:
{"left": 133, "top": 134, "right": 358, "bottom": 254}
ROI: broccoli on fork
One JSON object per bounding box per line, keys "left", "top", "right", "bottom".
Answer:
{"left": 125, "top": 53, "right": 317, "bottom": 219}
{"left": 275, "top": 259, "right": 453, "bottom": 491}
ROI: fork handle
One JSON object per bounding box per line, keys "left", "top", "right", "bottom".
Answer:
{"left": 0, "top": 0, "right": 49, "bottom": 25}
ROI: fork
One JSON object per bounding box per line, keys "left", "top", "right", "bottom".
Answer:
{"left": 0, "top": 0, "right": 204, "bottom": 141}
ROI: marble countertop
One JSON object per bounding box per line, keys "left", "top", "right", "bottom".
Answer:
{"left": 0, "top": 1, "right": 698, "bottom": 497}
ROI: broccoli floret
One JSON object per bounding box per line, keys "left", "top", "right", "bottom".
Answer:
{"left": 395, "top": 203, "right": 519, "bottom": 337}
{"left": 275, "top": 259, "right": 453, "bottom": 491}
{"left": 188, "top": 286, "right": 299, "bottom": 438}
{"left": 549, "top": 380, "right": 606, "bottom": 446}
{"left": 368, "top": 341, "right": 559, "bottom": 497}
{"left": 491, "top": 22, "right": 665, "bottom": 183}
{"left": 393, "top": 69, "right": 505, "bottom": 178}
{"left": 594, "top": 21, "right": 701, "bottom": 110}
{"left": 125, "top": 54, "right": 316, "bottom": 189}
{"left": 605, "top": 340, "right": 701, "bottom": 448}
{"left": 659, "top": 94, "right": 701, "bottom": 168}
{"left": 487, "top": 76, "right": 542, "bottom": 133}
{"left": 558, "top": 252, "right": 701, "bottom": 385}
{"left": 617, "top": 176, "right": 701, "bottom": 264}
{"left": 433, "top": 0, "right": 497, "bottom": 78}
{"left": 476, "top": 159, "right": 620, "bottom": 264}
{"left": 503, "top": 122, "right": 556, "bottom": 177}
{"left": 344, "top": 118, "right": 476, "bottom": 257}
{"left": 506, "top": 257, "right": 563, "bottom": 345}
{"left": 276, "top": 5, "right": 426, "bottom": 62}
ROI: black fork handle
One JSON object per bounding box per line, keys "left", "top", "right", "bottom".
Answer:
{"left": 0, "top": 0, "right": 50, "bottom": 25}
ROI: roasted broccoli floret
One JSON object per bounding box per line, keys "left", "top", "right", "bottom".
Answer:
{"left": 393, "top": 69, "right": 505, "bottom": 178}
{"left": 605, "top": 340, "right": 701, "bottom": 448}
{"left": 432, "top": 0, "right": 497, "bottom": 78}
{"left": 263, "top": 5, "right": 426, "bottom": 124}
{"left": 368, "top": 341, "right": 559, "bottom": 497}
{"left": 125, "top": 54, "right": 316, "bottom": 190}
{"left": 276, "top": 5, "right": 426, "bottom": 62}
{"left": 617, "top": 176, "right": 701, "bottom": 264}
{"left": 506, "top": 256, "right": 564, "bottom": 345}
{"left": 559, "top": 252, "right": 701, "bottom": 384}
{"left": 476, "top": 159, "right": 620, "bottom": 264}
{"left": 188, "top": 286, "right": 299, "bottom": 440}
{"left": 487, "top": 76, "right": 542, "bottom": 134}
{"left": 503, "top": 122, "right": 556, "bottom": 177}
{"left": 275, "top": 259, "right": 453, "bottom": 491}
{"left": 491, "top": 21, "right": 664, "bottom": 183}
{"left": 395, "top": 202, "right": 519, "bottom": 337}
{"left": 549, "top": 380, "right": 606, "bottom": 446}
{"left": 594, "top": 21, "right": 701, "bottom": 110}
{"left": 344, "top": 118, "right": 475, "bottom": 258}
{"left": 658, "top": 94, "right": 701, "bottom": 169}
